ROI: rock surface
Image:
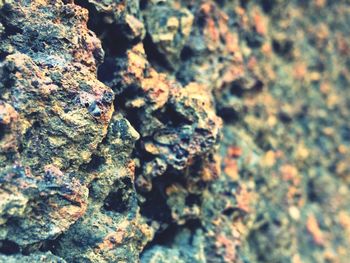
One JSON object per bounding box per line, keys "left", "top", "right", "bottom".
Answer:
{"left": 0, "top": 0, "right": 349, "bottom": 262}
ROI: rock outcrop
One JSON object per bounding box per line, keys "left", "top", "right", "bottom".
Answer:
{"left": 0, "top": 0, "right": 349, "bottom": 262}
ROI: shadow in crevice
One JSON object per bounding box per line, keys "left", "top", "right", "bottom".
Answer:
{"left": 75, "top": 0, "right": 134, "bottom": 55}
{"left": 140, "top": 218, "right": 202, "bottom": 258}
{"left": 0, "top": 240, "right": 20, "bottom": 255}
{"left": 142, "top": 34, "right": 173, "bottom": 72}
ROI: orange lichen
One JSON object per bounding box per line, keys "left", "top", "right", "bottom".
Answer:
{"left": 306, "top": 214, "right": 325, "bottom": 246}
{"left": 252, "top": 8, "right": 268, "bottom": 36}
{"left": 227, "top": 146, "right": 243, "bottom": 158}
{"left": 215, "top": 234, "right": 237, "bottom": 262}
{"left": 235, "top": 185, "right": 256, "bottom": 213}
{"left": 224, "top": 158, "right": 239, "bottom": 181}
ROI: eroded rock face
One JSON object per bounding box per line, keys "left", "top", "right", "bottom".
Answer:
{"left": 0, "top": 252, "right": 66, "bottom": 263}
{"left": 0, "top": 0, "right": 112, "bottom": 251}
{"left": 1, "top": 0, "right": 350, "bottom": 262}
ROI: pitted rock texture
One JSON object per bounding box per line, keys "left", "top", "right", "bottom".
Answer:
{"left": 0, "top": 0, "right": 111, "bottom": 251}
{"left": 0, "top": 0, "right": 350, "bottom": 263}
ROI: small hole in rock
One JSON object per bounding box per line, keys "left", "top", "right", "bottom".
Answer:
{"left": 84, "top": 154, "right": 105, "bottom": 172}
{"left": 180, "top": 47, "right": 193, "bottom": 61}
{"left": 185, "top": 194, "right": 201, "bottom": 206}
{"left": 0, "top": 124, "right": 6, "bottom": 140}
{"left": 0, "top": 240, "right": 20, "bottom": 255}
{"left": 104, "top": 189, "right": 128, "bottom": 213}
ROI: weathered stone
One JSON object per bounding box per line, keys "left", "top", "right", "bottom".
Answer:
{"left": 0, "top": 0, "right": 349, "bottom": 262}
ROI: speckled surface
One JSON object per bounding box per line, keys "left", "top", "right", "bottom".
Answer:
{"left": 0, "top": 0, "right": 349, "bottom": 262}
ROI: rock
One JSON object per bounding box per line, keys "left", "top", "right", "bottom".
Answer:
{"left": 0, "top": 0, "right": 349, "bottom": 262}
